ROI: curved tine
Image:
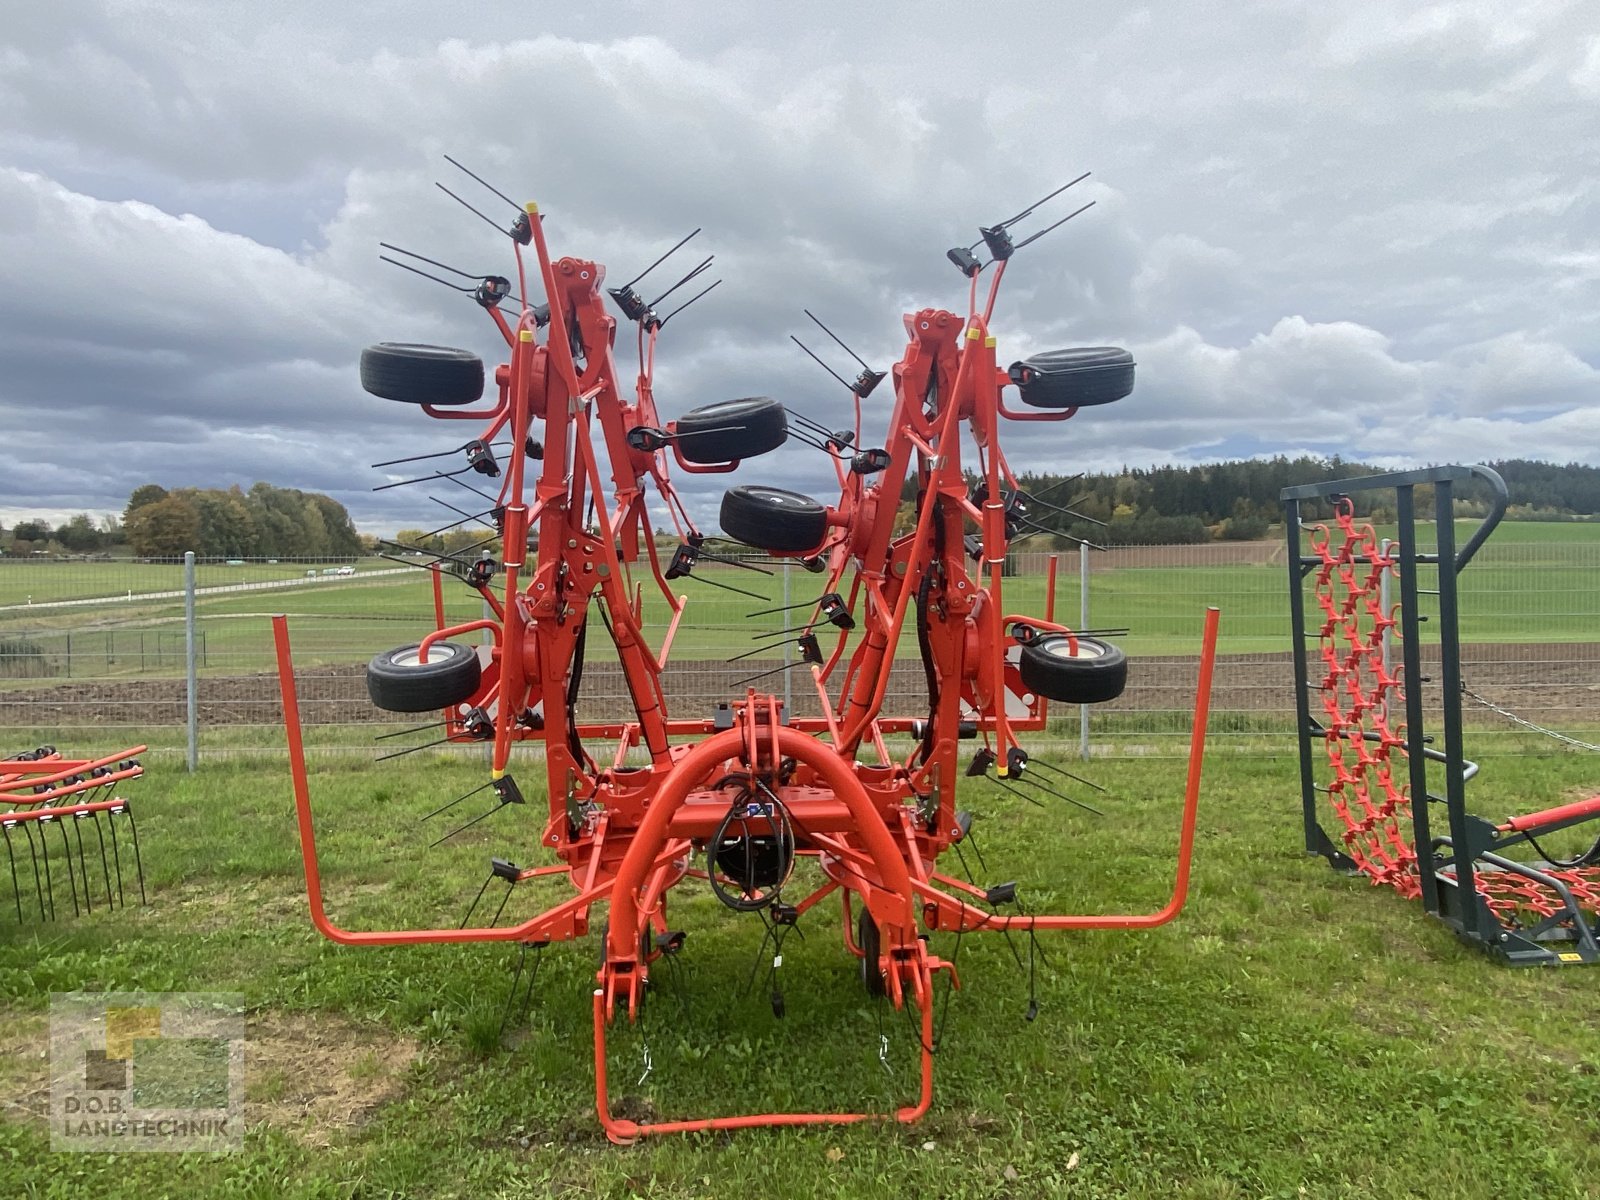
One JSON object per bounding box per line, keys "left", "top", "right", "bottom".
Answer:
{"left": 443, "top": 154, "right": 524, "bottom": 212}
{"left": 1, "top": 823, "right": 21, "bottom": 921}
{"left": 659, "top": 279, "right": 720, "bottom": 326}
{"left": 991, "top": 171, "right": 1091, "bottom": 233}
{"left": 124, "top": 807, "right": 146, "bottom": 905}
{"left": 378, "top": 242, "right": 479, "bottom": 279}
{"left": 804, "top": 309, "right": 872, "bottom": 371}
{"left": 379, "top": 255, "right": 474, "bottom": 293}
{"left": 622, "top": 227, "right": 701, "bottom": 289}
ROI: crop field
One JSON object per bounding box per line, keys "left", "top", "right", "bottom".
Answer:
{"left": 2, "top": 748, "right": 1599, "bottom": 1197}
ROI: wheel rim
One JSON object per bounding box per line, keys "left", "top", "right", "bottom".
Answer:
{"left": 1040, "top": 637, "right": 1107, "bottom": 662}
{"left": 390, "top": 645, "right": 458, "bottom": 670}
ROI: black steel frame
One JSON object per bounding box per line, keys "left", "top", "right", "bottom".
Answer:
{"left": 1283, "top": 464, "right": 1599, "bottom": 966}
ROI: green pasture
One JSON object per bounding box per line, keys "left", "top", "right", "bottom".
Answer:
{"left": 0, "top": 525, "right": 1594, "bottom": 686}
{"left": 3, "top": 747, "right": 1599, "bottom": 1197}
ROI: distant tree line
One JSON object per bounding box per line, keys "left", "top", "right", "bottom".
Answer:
{"left": 899, "top": 457, "right": 1600, "bottom": 547}
{"left": 120, "top": 483, "right": 364, "bottom": 559}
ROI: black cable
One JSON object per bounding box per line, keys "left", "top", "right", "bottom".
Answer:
{"left": 1522, "top": 829, "right": 1600, "bottom": 870}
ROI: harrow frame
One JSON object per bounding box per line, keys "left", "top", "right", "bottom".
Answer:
{"left": 1283, "top": 464, "right": 1600, "bottom": 965}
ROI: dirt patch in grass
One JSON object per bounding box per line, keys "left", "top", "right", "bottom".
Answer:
{"left": 0, "top": 1012, "right": 50, "bottom": 1126}
{"left": 244, "top": 1009, "right": 418, "bottom": 1145}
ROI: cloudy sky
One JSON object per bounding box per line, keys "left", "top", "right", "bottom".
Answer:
{"left": 2, "top": 1, "right": 1596, "bottom": 534}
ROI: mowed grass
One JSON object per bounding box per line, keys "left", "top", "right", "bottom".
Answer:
{"left": 2, "top": 745, "right": 1600, "bottom": 1197}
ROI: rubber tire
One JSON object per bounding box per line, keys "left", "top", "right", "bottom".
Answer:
{"left": 674, "top": 396, "right": 788, "bottom": 464}
{"left": 858, "top": 907, "right": 885, "bottom": 997}
{"left": 719, "top": 486, "right": 828, "bottom": 553}
{"left": 366, "top": 642, "right": 482, "bottom": 712}
{"left": 1018, "top": 634, "right": 1128, "bottom": 704}
{"left": 360, "top": 343, "right": 485, "bottom": 407}
{"left": 1008, "top": 347, "right": 1134, "bottom": 409}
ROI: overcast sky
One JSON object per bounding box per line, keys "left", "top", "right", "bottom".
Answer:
{"left": 2, "top": 1, "right": 1596, "bottom": 534}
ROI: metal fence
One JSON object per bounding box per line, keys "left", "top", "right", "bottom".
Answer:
{"left": 0, "top": 534, "right": 1594, "bottom": 764}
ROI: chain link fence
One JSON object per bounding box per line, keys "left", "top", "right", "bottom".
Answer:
{"left": 0, "top": 534, "right": 1594, "bottom": 763}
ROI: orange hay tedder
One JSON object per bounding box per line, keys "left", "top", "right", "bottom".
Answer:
{"left": 274, "top": 161, "right": 1219, "bottom": 1141}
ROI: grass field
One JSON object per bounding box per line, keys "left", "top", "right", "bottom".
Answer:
{"left": 1, "top": 521, "right": 1596, "bottom": 685}
{"left": 2, "top": 746, "right": 1600, "bottom": 1197}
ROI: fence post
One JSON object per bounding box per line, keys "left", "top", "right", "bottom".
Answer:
{"left": 185, "top": 551, "right": 198, "bottom": 772}
{"left": 1079, "top": 541, "right": 1090, "bottom": 760}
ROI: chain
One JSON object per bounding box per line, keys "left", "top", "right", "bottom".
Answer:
{"left": 1461, "top": 685, "right": 1600, "bottom": 753}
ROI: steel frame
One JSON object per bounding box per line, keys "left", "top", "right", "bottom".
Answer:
{"left": 1283, "top": 464, "right": 1600, "bottom": 965}
{"left": 276, "top": 189, "right": 1221, "bottom": 1138}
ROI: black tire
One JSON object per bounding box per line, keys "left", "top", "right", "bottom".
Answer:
{"left": 858, "top": 907, "right": 885, "bottom": 997}
{"left": 360, "top": 343, "right": 485, "bottom": 407}
{"left": 1008, "top": 347, "right": 1134, "bottom": 409}
{"left": 674, "top": 396, "right": 788, "bottom": 464}
{"left": 1018, "top": 634, "right": 1128, "bottom": 704}
{"left": 366, "top": 642, "right": 482, "bottom": 712}
{"left": 719, "top": 486, "right": 828, "bottom": 553}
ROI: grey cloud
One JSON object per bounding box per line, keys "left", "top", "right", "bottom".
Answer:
{"left": 1, "top": 3, "right": 1596, "bottom": 536}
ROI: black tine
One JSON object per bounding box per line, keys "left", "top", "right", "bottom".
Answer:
{"left": 1, "top": 823, "right": 20, "bottom": 921}
{"left": 1005, "top": 773, "right": 1103, "bottom": 817}
{"left": 790, "top": 336, "right": 856, "bottom": 392}
{"left": 803, "top": 309, "right": 873, "bottom": 372}
{"left": 990, "top": 172, "right": 1092, "bottom": 234}
{"left": 375, "top": 735, "right": 457, "bottom": 763}
{"left": 725, "top": 639, "right": 799, "bottom": 664}
{"left": 88, "top": 812, "right": 113, "bottom": 909}
{"left": 418, "top": 508, "right": 497, "bottom": 541}
{"left": 70, "top": 816, "right": 93, "bottom": 914}
{"left": 1028, "top": 473, "right": 1083, "bottom": 501}
{"left": 374, "top": 719, "right": 450, "bottom": 742}
{"left": 732, "top": 661, "right": 801, "bottom": 688}
{"left": 746, "top": 594, "right": 826, "bottom": 618}
{"left": 429, "top": 798, "right": 512, "bottom": 849}
{"left": 443, "top": 154, "right": 524, "bottom": 213}
{"left": 124, "top": 807, "right": 147, "bottom": 905}
{"left": 459, "top": 873, "right": 494, "bottom": 929}
{"left": 658, "top": 279, "right": 721, "bottom": 327}
{"left": 1031, "top": 759, "right": 1109, "bottom": 793}
{"left": 994, "top": 778, "right": 1047, "bottom": 810}
{"left": 370, "top": 444, "right": 470, "bottom": 470}
{"left": 54, "top": 820, "right": 80, "bottom": 918}
{"left": 436, "top": 182, "right": 515, "bottom": 238}
{"left": 24, "top": 822, "right": 50, "bottom": 920}
{"left": 378, "top": 241, "right": 479, "bottom": 279}
{"left": 429, "top": 494, "right": 486, "bottom": 524}
{"left": 423, "top": 780, "right": 495, "bottom": 822}
{"left": 107, "top": 811, "right": 125, "bottom": 908}
{"left": 623, "top": 227, "right": 701, "bottom": 289}
{"left": 488, "top": 881, "right": 515, "bottom": 928}
{"left": 1012, "top": 200, "right": 1096, "bottom": 252}
{"left": 442, "top": 473, "right": 502, "bottom": 506}
{"left": 694, "top": 548, "right": 774, "bottom": 576}
{"left": 783, "top": 407, "right": 839, "bottom": 439}
{"left": 647, "top": 255, "right": 713, "bottom": 309}
{"left": 373, "top": 465, "right": 473, "bottom": 493}
{"left": 684, "top": 572, "right": 771, "bottom": 602}
{"left": 379, "top": 255, "right": 473, "bottom": 293}
{"left": 499, "top": 943, "right": 527, "bottom": 1038}
{"left": 967, "top": 825, "right": 989, "bottom": 874}
{"left": 952, "top": 840, "right": 976, "bottom": 887}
